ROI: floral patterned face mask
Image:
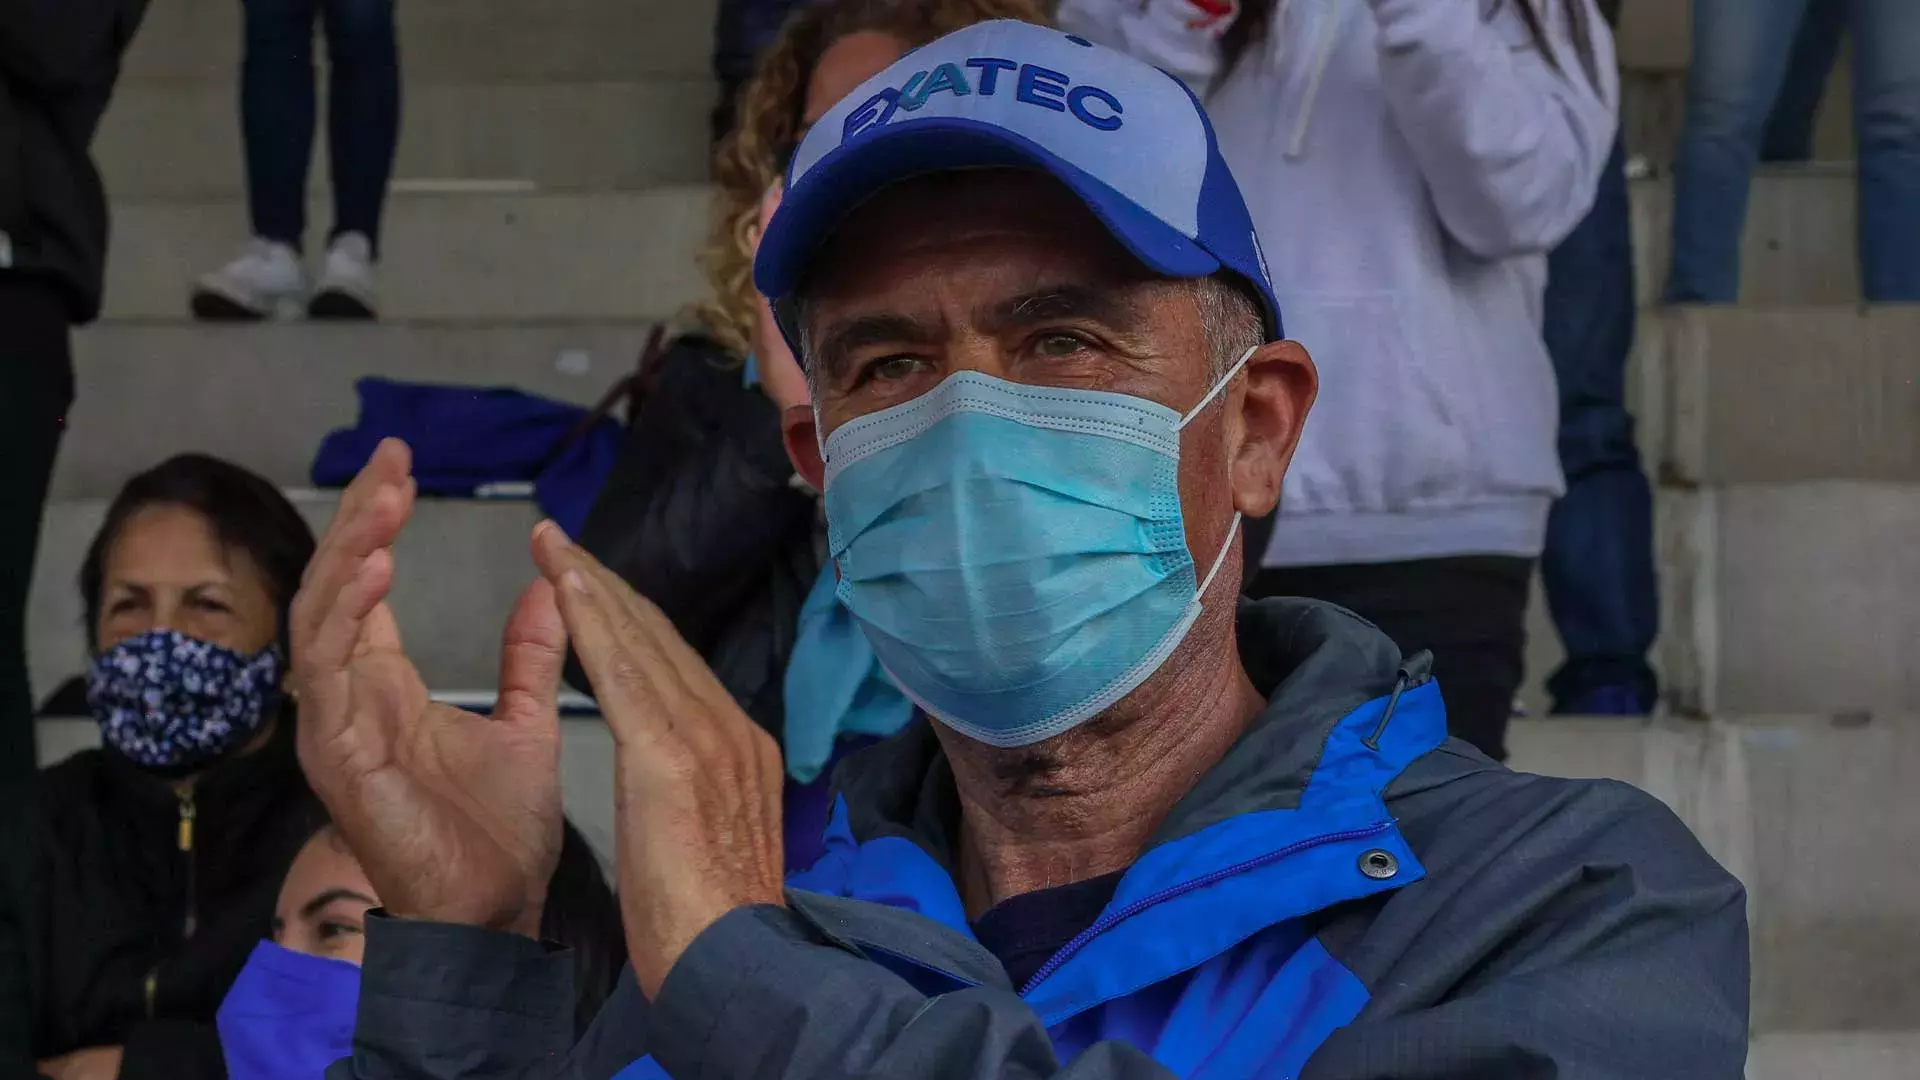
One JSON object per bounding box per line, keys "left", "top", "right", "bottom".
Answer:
{"left": 87, "top": 629, "right": 284, "bottom": 770}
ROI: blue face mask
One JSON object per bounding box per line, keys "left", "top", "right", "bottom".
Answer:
{"left": 821, "top": 350, "right": 1252, "bottom": 748}
{"left": 87, "top": 628, "right": 283, "bottom": 771}
{"left": 216, "top": 940, "right": 362, "bottom": 1080}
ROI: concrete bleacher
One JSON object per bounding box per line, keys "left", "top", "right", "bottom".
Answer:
{"left": 25, "top": 0, "right": 1918, "bottom": 1073}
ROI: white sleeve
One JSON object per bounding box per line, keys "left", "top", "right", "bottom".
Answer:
{"left": 1367, "top": 0, "right": 1620, "bottom": 258}
{"left": 1053, "top": 0, "right": 1236, "bottom": 93}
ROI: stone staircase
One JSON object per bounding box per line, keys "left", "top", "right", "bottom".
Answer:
{"left": 24, "top": 0, "right": 1918, "bottom": 1072}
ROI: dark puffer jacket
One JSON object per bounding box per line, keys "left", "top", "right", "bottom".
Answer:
{"left": 0, "top": 715, "right": 323, "bottom": 1080}
{"left": 0, "top": 0, "right": 151, "bottom": 323}
{"left": 566, "top": 334, "right": 820, "bottom": 741}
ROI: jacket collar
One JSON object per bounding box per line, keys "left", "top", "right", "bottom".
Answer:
{"left": 798, "top": 599, "right": 1448, "bottom": 1018}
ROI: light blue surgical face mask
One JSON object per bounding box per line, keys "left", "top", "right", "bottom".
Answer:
{"left": 820, "top": 348, "right": 1253, "bottom": 748}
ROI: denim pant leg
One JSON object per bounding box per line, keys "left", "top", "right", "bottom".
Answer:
{"left": 1852, "top": 0, "right": 1920, "bottom": 300}
{"left": 1542, "top": 138, "right": 1660, "bottom": 713}
{"left": 1667, "top": 0, "right": 1812, "bottom": 302}
{"left": 1760, "top": 0, "right": 1846, "bottom": 163}
{"left": 321, "top": 0, "right": 400, "bottom": 252}
{"left": 241, "top": 0, "right": 321, "bottom": 247}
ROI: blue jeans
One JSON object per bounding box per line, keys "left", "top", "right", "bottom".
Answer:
{"left": 241, "top": 0, "right": 400, "bottom": 252}
{"left": 1542, "top": 138, "right": 1659, "bottom": 714}
{"left": 1761, "top": 0, "right": 1846, "bottom": 162}
{"left": 1668, "top": 0, "right": 1920, "bottom": 301}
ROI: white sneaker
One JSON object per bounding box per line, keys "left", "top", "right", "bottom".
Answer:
{"left": 308, "top": 232, "right": 378, "bottom": 320}
{"left": 190, "top": 239, "right": 308, "bottom": 321}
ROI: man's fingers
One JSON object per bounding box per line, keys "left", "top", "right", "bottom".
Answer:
{"left": 533, "top": 526, "right": 693, "bottom": 746}
{"left": 496, "top": 578, "right": 566, "bottom": 732}
{"left": 304, "top": 439, "right": 412, "bottom": 585}
{"left": 299, "top": 547, "right": 396, "bottom": 703}
{"left": 296, "top": 480, "right": 412, "bottom": 673}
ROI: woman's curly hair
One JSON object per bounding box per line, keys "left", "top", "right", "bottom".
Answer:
{"left": 695, "top": 0, "right": 1052, "bottom": 358}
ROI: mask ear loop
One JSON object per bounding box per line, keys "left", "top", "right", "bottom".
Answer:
{"left": 1174, "top": 344, "right": 1259, "bottom": 600}
{"left": 1196, "top": 511, "right": 1243, "bottom": 602}
{"left": 1175, "top": 344, "right": 1258, "bottom": 432}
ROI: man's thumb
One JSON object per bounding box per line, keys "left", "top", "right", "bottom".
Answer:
{"left": 496, "top": 578, "right": 567, "bottom": 728}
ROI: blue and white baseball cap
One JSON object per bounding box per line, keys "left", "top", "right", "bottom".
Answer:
{"left": 752, "top": 19, "right": 1283, "bottom": 352}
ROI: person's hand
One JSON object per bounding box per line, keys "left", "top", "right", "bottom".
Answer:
{"left": 36, "top": 1046, "right": 122, "bottom": 1080}
{"left": 530, "top": 521, "right": 785, "bottom": 997}
{"left": 291, "top": 439, "right": 569, "bottom": 937}
{"left": 746, "top": 178, "right": 811, "bottom": 414}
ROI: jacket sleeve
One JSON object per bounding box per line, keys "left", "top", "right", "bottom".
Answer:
{"left": 1367, "top": 0, "right": 1619, "bottom": 258}
{"left": 1053, "top": 0, "right": 1232, "bottom": 92}
{"left": 1301, "top": 779, "right": 1751, "bottom": 1080}
{"left": 336, "top": 909, "right": 1176, "bottom": 1080}
{"left": 645, "top": 905, "right": 1177, "bottom": 1079}
{"left": 117, "top": 1021, "right": 228, "bottom": 1080}
{"left": 0, "top": 0, "right": 150, "bottom": 91}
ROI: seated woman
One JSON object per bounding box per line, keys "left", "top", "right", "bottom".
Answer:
{"left": 572, "top": 0, "right": 1048, "bottom": 873}
{"left": 1, "top": 455, "right": 323, "bottom": 1080}
{"left": 216, "top": 818, "right": 624, "bottom": 1079}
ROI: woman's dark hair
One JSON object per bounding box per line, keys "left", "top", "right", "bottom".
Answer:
{"left": 1217, "top": 0, "right": 1276, "bottom": 86}
{"left": 542, "top": 821, "right": 629, "bottom": 1035}
{"left": 79, "top": 454, "right": 317, "bottom": 654}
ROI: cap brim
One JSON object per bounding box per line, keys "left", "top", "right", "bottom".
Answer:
{"left": 753, "top": 118, "right": 1223, "bottom": 335}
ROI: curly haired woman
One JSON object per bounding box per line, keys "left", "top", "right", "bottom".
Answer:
{"left": 571, "top": 0, "right": 1049, "bottom": 873}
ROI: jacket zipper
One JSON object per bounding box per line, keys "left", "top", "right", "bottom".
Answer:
{"left": 1018, "top": 820, "right": 1395, "bottom": 996}
{"left": 144, "top": 783, "right": 198, "bottom": 1019}
{"left": 177, "top": 783, "right": 198, "bottom": 939}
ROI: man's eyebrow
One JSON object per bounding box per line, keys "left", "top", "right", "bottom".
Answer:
{"left": 982, "top": 285, "right": 1143, "bottom": 337}
{"left": 811, "top": 312, "right": 941, "bottom": 383}
{"left": 299, "top": 887, "right": 378, "bottom": 920}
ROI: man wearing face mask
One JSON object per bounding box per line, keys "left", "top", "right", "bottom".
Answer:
{"left": 1, "top": 455, "right": 323, "bottom": 1080}
{"left": 293, "top": 21, "right": 1748, "bottom": 1079}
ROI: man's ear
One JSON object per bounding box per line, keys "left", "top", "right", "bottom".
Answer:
{"left": 1231, "top": 339, "right": 1317, "bottom": 519}
{"left": 782, "top": 404, "right": 826, "bottom": 490}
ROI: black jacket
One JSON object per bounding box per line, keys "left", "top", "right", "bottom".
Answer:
{"left": 0, "top": 0, "right": 149, "bottom": 322}
{"left": 332, "top": 599, "right": 1749, "bottom": 1079}
{"left": 0, "top": 716, "right": 324, "bottom": 1080}
{"left": 568, "top": 334, "right": 819, "bottom": 739}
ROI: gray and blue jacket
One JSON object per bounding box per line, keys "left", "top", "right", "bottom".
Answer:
{"left": 337, "top": 599, "right": 1748, "bottom": 1079}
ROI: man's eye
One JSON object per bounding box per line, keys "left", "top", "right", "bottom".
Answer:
{"left": 865, "top": 356, "right": 924, "bottom": 383}
{"left": 318, "top": 921, "right": 363, "bottom": 942}
{"left": 1035, "top": 333, "right": 1090, "bottom": 357}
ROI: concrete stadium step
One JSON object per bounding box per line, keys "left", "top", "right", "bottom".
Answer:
{"left": 98, "top": 80, "right": 713, "bottom": 198}
{"left": 1509, "top": 715, "right": 1920, "bottom": 1033}
{"left": 28, "top": 491, "right": 546, "bottom": 699}
{"left": 1630, "top": 167, "right": 1859, "bottom": 305}
{"left": 53, "top": 322, "right": 660, "bottom": 500}
{"left": 103, "top": 187, "right": 710, "bottom": 320}
{"left": 1746, "top": 1032, "right": 1920, "bottom": 1080}
{"left": 100, "top": 169, "right": 1857, "bottom": 321}
{"left": 121, "top": 0, "right": 714, "bottom": 83}
{"left": 1657, "top": 482, "right": 1920, "bottom": 718}
{"left": 1640, "top": 306, "right": 1920, "bottom": 486}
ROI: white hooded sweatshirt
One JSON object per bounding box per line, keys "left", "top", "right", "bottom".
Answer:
{"left": 1057, "top": 0, "right": 1618, "bottom": 566}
